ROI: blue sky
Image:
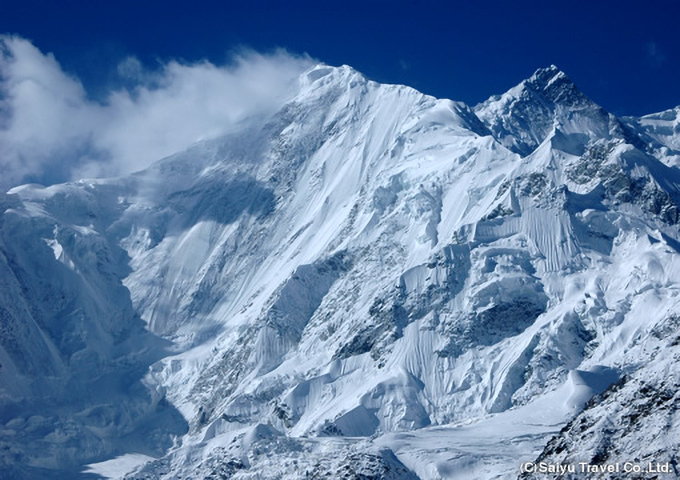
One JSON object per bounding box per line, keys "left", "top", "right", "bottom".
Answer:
{"left": 1, "top": 0, "right": 679, "bottom": 188}
{"left": 3, "top": 0, "right": 679, "bottom": 116}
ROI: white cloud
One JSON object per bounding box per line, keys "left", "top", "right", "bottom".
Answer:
{"left": 0, "top": 35, "right": 314, "bottom": 190}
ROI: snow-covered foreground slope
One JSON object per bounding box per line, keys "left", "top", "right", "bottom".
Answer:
{"left": 2, "top": 64, "right": 680, "bottom": 479}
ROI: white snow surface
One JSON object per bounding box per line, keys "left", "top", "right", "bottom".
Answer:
{"left": 1, "top": 64, "right": 680, "bottom": 479}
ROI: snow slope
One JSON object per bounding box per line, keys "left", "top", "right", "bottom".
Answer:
{"left": 623, "top": 106, "right": 680, "bottom": 167}
{"left": 1, "top": 64, "right": 680, "bottom": 479}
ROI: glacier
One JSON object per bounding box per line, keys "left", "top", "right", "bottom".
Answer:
{"left": 1, "top": 63, "right": 679, "bottom": 479}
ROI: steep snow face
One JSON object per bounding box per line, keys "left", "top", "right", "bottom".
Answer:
{"left": 2, "top": 64, "right": 680, "bottom": 479}
{"left": 622, "top": 106, "right": 680, "bottom": 167}
{"left": 639, "top": 106, "right": 680, "bottom": 150}
{"left": 521, "top": 315, "right": 680, "bottom": 480}
{"left": 0, "top": 184, "right": 188, "bottom": 479}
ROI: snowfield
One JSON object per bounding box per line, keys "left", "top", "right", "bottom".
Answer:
{"left": 1, "top": 64, "right": 680, "bottom": 479}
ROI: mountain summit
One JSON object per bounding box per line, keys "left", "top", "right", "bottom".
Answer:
{"left": 475, "top": 65, "right": 612, "bottom": 156}
{"left": 1, "top": 64, "right": 680, "bottom": 479}
{"left": 524, "top": 65, "right": 585, "bottom": 105}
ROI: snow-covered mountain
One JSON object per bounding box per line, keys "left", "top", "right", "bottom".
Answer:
{"left": 2, "top": 64, "right": 680, "bottom": 479}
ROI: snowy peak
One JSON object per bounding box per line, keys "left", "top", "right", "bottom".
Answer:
{"left": 299, "top": 63, "right": 363, "bottom": 91}
{"left": 503, "top": 64, "right": 591, "bottom": 113}
{"left": 475, "top": 65, "right": 609, "bottom": 156}
{"left": 296, "top": 63, "right": 491, "bottom": 138}
{"left": 523, "top": 65, "right": 587, "bottom": 107}
{"left": 530, "top": 63, "right": 563, "bottom": 78}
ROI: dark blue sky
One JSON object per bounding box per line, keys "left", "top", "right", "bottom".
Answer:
{"left": 3, "top": 0, "right": 679, "bottom": 116}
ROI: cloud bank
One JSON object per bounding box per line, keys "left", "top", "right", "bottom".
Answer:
{"left": 0, "top": 35, "right": 314, "bottom": 190}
